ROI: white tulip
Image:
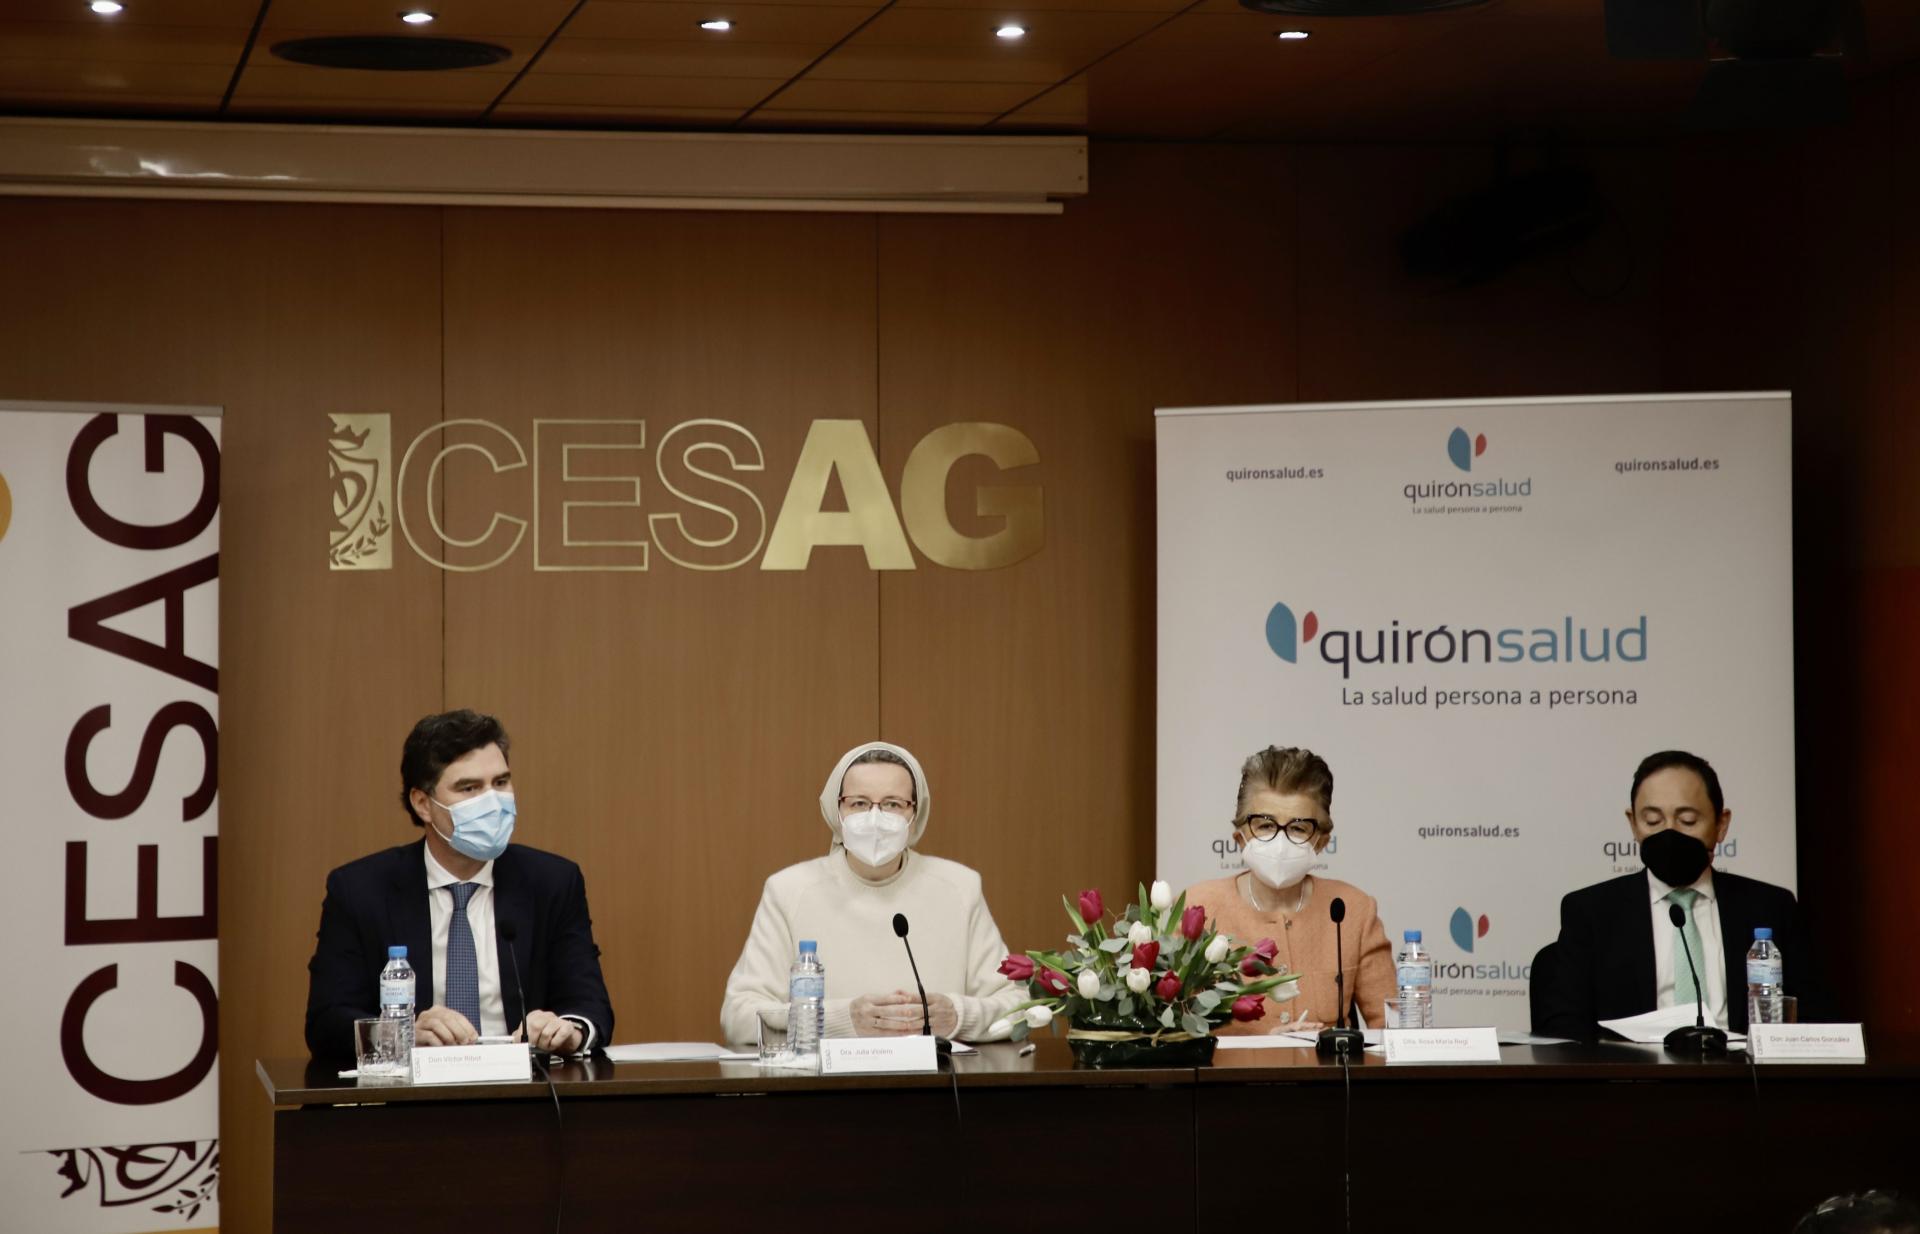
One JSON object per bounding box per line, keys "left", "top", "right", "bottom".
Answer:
{"left": 1268, "top": 980, "right": 1300, "bottom": 1002}
{"left": 1027, "top": 1004, "right": 1053, "bottom": 1028}
{"left": 1205, "top": 934, "right": 1231, "bottom": 964}
{"left": 988, "top": 1018, "right": 1011, "bottom": 1036}
{"left": 1127, "top": 921, "right": 1154, "bottom": 946}
{"left": 1125, "top": 967, "right": 1152, "bottom": 994}
{"left": 1076, "top": 969, "right": 1102, "bottom": 999}
{"left": 1150, "top": 880, "right": 1173, "bottom": 910}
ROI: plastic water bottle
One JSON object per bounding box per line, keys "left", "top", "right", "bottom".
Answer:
{"left": 1746, "top": 927, "right": 1785, "bottom": 1025}
{"left": 378, "top": 945, "right": 415, "bottom": 1076}
{"left": 1395, "top": 930, "right": 1434, "bottom": 1029}
{"left": 787, "top": 940, "right": 826, "bottom": 1068}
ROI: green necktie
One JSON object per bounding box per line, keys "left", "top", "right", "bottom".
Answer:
{"left": 1669, "top": 887, "right": 1702, "bottom": 1008}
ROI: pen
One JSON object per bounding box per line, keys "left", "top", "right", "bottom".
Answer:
{"left": 1018, "top": 1043, "right": 1035, "bottom": 1056}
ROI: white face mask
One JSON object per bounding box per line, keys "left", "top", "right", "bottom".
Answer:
{"left": 841, "top": 808, "right": 910, "bottom": 868}
{"left": 1243, "top": 833, "right": 1317, "bottom": 890}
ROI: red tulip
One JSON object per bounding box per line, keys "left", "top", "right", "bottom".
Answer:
{"left": 1036, "top": 967, "right": 1071, "bottom": 996}
{"left": 1155, "top": 972, "right": 1182, "bottom": 1000}
{"left": 1240, "top": 955, "right": 1265, "bottom": 977}
{"left": 998, "top": 955, "right": 1035, "bottom": 982}
{"left": 1131, "top": 940, "right": 1160, "bottom": 971}
{"left": 1253, "top": 938, "right": 1279, "bottom": 962}
{"left": 1078, "top": 888, "right": 1105, "bottom": 923}
{"left": 1180, "top": 905, "right": 1206, "bottom": 941}
{"left": 1231, "top": 995, "right": 1266, "bottom": 1023}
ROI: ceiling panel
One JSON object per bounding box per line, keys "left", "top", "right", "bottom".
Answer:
{"left": 802, "top": 46, "right": 1071, "bottom": 84}
{"left": 568, "top": 0, "right": 883, "bottom": 40}
{"left": 504, "top": 72, "right": 786, "bottom": 107}
{"left": 0, "top": 20, "right": 249, "bottom": 64}
{"left": 263, "top": 0, "right": 581, "bottom": 38}
{"left": 762, "top": 76, "right": 1037, "bottom": 110}
{"left": 1, "top": 0, "right": 258, "bottom": 24}
{"left": 536, "top": 37, "right": 825, "bottom": 78}
{"left": 489, "top": 102, "right": 747, "bottom": 122}
{"left": 836, "top": 5, "right": 1166, "bottom": 48}
{"left": 0, "top": 57, "right": 233, "bottom": 102}
{"left": 228, "top": 62, "right": 515, "bottom": 106}
{"left": 742, "top": 107, "right": 1001, "bottom": 126}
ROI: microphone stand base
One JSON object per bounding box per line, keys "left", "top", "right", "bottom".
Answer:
{"left": 1662, "top": 1024, "right": 1729, "bottom": 1056}
{"left": 1316, "top": 1027, "right": 1365, "bottom": 1058}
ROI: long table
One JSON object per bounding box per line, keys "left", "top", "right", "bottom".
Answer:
{"left": 259, "top": 1036, "right": 1920, "bottom": 1232}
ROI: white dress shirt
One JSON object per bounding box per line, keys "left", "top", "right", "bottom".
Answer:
{"left": 1648, "top": 867, "right": 1726, "bottom": 1028}
{"left": 422, "top": 846, "right": 595, "bottom": 1051}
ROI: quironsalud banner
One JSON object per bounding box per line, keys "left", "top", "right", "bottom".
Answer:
{"left": 1154, "top": 393, "right": 1794, "bottom": 1030}
{"left": 0, "top": 403, "right": 220, "bottom": 1230}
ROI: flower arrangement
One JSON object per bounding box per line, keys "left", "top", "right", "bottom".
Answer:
{"left": 992, "top": 880, "right": 1299, "bottom": 1063}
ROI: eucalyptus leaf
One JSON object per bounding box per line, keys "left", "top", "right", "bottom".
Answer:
{"left": 1159, "top": 1006, "right": 1177, "bottom": 1029}
{"left": 1195, "top": 990, "right": 1221, "bottom": 1012}
{"left": 1098, "top": 937, "right": 1130, "bottom": 953}
{"left": 1180, "top": 1012, "right": 1211, "bottom": 1038}
{"left": 1010, "top": 1020, "right": 1032, "bottom": 1042}
{"left": 1217, "top": 981, "right": 1242, "bottom": 994}
{"left": 1097, "top": 983, "right": 1117, "bottom": 1001}
{"left": 1118, "top": 994, "right": 1136, "bottom": 1017}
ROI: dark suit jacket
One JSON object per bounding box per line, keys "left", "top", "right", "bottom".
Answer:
{"left": 1534, "top": 869, "right": 1822, "bottom": 1040}
{"left": 305, "top": 840, "right": 615, "bottom": 1062}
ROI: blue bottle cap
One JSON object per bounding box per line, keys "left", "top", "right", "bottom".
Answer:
{"left": 387, "top": 945, "right": 407, "bottom": 959}
{"left": 798, "top": 940, "right": 817, "bottom": 953}
{"left": 1753, "top": 927, "right": 1773, "bottom": 941}
{"left": 1405, "top": 930, "right": 1422, "bottom": 943}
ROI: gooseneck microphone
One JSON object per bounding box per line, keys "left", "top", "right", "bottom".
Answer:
{"left": 1662, "top": 902, "right": 1729, "bottom": 1056}
{"left": 499, "top": 920, "right": 533, "bottom": 1047}
{"left": 891, "top": 913, "right": 953, "bottom": 1058}
{"left": 1317, "top": 896, "right": 1365, "bottom": 1057}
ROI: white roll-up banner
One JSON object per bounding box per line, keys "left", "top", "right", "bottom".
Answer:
{"left": 1155, "top": 393, "right": 1793, "bottom": 1029}
{"left": 0, "top": 402, "right": 221, "bottom": 1230}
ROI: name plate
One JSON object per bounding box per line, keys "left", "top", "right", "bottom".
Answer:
{"left": 1383, "top": 1027, "right": 1501, "bottom": 1063}
{"left": 411, "top": 1042, "right": 533, "bottom": 1085}
{"left": 819, "top": 1036, "right": 938, "bottom": 1075}
{"left": 1749, "top": 1024, "right": 1867, "bottom": 1061}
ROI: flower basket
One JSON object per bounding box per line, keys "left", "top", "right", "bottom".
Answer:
{"left": 992, "top": 880, "right": 1299, "bottom": 1067}
{"left": 1066, "top": 1020, "right": 1219, "bottom": 1068}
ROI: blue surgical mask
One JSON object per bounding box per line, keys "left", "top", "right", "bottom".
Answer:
{"left": 431, "top": 789, "right": 516, "bottom": 862}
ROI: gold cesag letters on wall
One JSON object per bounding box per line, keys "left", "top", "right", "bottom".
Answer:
{"left": 328, "top": 414, "right": 1043, "bottom": 573}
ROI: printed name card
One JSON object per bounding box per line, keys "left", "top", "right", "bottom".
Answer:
{"left": 819, "top": 1037, "right": 938, "bottom": 1075}
{"left": 1749, "top": 1024, "right": 1867, "bottom": 1061}
{"left": 1383, "top": 1027, "right": 1502, "bottom": 1064}
{"left": 410, "top": 1042, "right": 534, "bottom": 1085}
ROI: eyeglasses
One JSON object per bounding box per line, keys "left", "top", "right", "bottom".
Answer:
{"left": 1239, "top": 814, "right": 1322, "bottom": 845}
{"left": 839, "top": 796, "right": 915, "bottom": 817}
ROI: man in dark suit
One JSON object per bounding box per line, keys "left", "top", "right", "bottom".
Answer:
{"left": 1534, "top": 749, "right": 1820, "bottom": 1041}
{"left": 305, "top": 710, "right": 614, "bottom": 1062}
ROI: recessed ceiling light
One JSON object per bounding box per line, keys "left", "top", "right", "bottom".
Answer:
{"left": 399, "top": 9, "right": 435, "bottom": 23}
{"left": 89, "top": 1, "right": 124, "bottom": 13}
{"left": 1275, "top": 29, "right": 1310, "bottom": 39}
{"left": 700, "top": 18, "right": 732, "bottom": 30}
{"left": 995, "top": 23, "right": 1026, "bottom": 39}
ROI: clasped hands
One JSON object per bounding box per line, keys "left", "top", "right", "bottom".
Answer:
{"left": 414, "top": 1004, "right": 583, "bottom": 1054}
{"left": 849, "top": 990, "right": 959, "bottom": 1038}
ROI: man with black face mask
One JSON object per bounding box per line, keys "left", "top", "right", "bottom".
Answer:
{"left": 1533, "top": 750, "right": 1822, "bottom": 1041}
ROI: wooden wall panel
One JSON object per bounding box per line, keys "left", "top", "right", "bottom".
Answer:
{"left": 0, "top": 199, "right": 445, "bottom": 1234}
{"left": 873, "top": 144, "right": 1301, "bottom": 962}
{"left": 437, "top": 207, "right": 883, "bottom": 1045}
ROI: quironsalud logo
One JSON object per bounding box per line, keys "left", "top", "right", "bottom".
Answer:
{"left": 1264, "top": 601, "right": 1319, "bottom": 663}
{"left": 1449, "top": 907, "right": 1490, "bottom": 953}
{"left": 1447, "top": 427, "right": 1488, "bottom": 473}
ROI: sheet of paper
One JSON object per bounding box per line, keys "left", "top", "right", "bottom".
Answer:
{"left": 1216, "top": 1034, "right": 1319, "bottom": 1049}
{"left": 603, "top": 1042, "right": 734, "bottom": 1063}
{"left": 1498, "top": 1032, "right": 1574, "bottom": 1045}
{"left": 1597, "top": 1005, "right": 1718, "bottom": 1043}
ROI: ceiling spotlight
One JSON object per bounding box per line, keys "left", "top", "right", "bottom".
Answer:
{"left": 89, "top": 1, "right": 124, "bottom": 12}
{"left": 1276, "top": 28, "right": 1310, "bottom": 38}
{"left": 699, "top": 18, "right": 732, "bottom": 30}
{"left": 995, "top": 23, "right": 1026, "bottom": 38}
{"left": 399, "top": 9, "right": 435, "bottom": 23}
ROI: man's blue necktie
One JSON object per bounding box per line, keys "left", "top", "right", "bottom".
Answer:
{"left": 446, "top": 882, "right": 482, "bottom": 1030}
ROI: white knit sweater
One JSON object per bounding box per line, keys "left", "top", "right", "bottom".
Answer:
{"left": 720, "top": 850, "right": 1024, "bottom": 1044}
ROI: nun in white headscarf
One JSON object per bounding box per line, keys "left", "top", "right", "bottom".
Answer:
{"left": 720, "top": 742, "right": 1023, "bottom": 1044}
